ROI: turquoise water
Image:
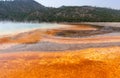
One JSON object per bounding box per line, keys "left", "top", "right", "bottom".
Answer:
{"left": 0, "top": 22, "right": 65, "bottom": 36}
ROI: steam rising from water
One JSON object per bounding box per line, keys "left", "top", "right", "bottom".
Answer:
{"left": 0, "top": 22, "right": 65, "bottom": 36}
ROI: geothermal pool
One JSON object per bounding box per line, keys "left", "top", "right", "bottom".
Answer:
{"left": 0, "top": 22, "right": 66, "bottom": 36}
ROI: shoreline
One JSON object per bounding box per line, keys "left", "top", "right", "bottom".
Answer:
{"left": 1, "top": 22, "right": 120, "bottom": 38}
{"left": 1, "top": 41, "right": 120, "bottom": 52}
{"left": 0, "top": 22, "right": 71, "bottom": 38}
{"left": 0, "top": 23, "right": 120, "bottom": 52}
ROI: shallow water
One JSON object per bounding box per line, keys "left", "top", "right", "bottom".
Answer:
{"left": 85, "top": 22, "right": 120, "bottom": 27}
{"left": 0, "top": 22, "right": 66, "bottom": 36}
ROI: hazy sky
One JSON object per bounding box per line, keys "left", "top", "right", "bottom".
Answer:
{"left": 35, "top": 0, "right": 120, "bottom": 9}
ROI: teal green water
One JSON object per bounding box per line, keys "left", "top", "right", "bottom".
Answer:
{"left": 0, "top": 22, "right": 64, "bottom": 36}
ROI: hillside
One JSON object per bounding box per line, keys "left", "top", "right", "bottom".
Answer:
{"left": 0, "top": 0, "right": 120, "bottom": 22}
{"left": 0, "top": 0, "right": 46, "bottom": 21}
{"left": 50, "top": 6, "right": 120, "bottom": 22}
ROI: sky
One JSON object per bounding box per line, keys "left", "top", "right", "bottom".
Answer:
{"left": 35, "top": 0, "right": 120, "bottom": 9}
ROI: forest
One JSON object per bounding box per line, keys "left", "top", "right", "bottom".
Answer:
{"left": 0, "top": 0, "right": 120, "bottom": 22}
